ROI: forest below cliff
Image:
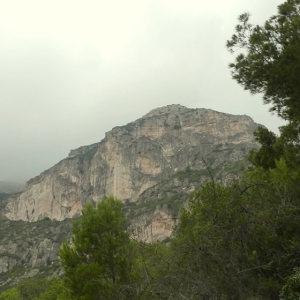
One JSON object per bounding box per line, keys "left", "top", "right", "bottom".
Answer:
{"left": 2, "top": 0, "right": 300, "bottom": 299}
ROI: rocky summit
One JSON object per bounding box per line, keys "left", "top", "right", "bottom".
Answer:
{"left": 5, "top": 105, "right": 259, "bottom": 223}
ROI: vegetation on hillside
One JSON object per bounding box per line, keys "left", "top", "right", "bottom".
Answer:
{"left": 2, "top": 0, "right": 300, "bottom": 299}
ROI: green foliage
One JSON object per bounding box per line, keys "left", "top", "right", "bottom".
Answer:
{"left": 126, "top": 240, "right": 175, "bottom": 299}
{"left": 174, "top": 167, "right": 209, "bottom": 181}
{"left": 59, "top": 196, "right": 138, "bottom": 299}
{"left": 227, "top": 0, "right": 300, "bottom": 121}
{"left": 277, "top": 121, "right": 300, "bottom": 167}
{"left": 249, "top": 122, "right": 300, "bottom": 170}
{"left": 248, "top": 126, "right": 283, "bottom": 169}
{"left": 171, "top": 160, "right": 300, "bottom": 299}
{"left": 18, "top": 278, "right": 49, "bottom": 299}
{"left": 34, "top": 277, "right": 71, "bottom": 300}
{"left": 230, "top": 2, "right": 300, "bottom": 171}
{"left": 172, "top": 182, "right": 254, "bottom": 298}
{"left": 0, "top": 288, "right": 20, "bottom": 300}
{"left": 281, "top": 268, "right": 300, "bottom": 299}
{"left": 0, "top": 277, "right": 71, "bottom": 300}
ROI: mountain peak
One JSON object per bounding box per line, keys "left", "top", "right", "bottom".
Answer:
{"left": 143, "top": 104, "right": 189, "bottom": 118}
{"left": 5, "top": 105, "right": 260, "bottom": 222}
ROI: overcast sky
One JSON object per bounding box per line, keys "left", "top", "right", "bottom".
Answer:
{"left": 0, "top": 0, "right": 286, "bottom": 182}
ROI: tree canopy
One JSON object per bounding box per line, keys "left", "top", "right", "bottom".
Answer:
{"left": 59, "top": 196, "right": 138, "bottom": 300}
{"left": 227, "top": 0, "right": 300, "bottom": 122}
{"left": 171, "top": 159, "right": 300, "bottom": 299}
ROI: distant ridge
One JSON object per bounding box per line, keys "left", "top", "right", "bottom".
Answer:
{"left": 0, "top": 181, "right": 25, "bottom": 194}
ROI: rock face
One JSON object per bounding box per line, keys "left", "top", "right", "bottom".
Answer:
{"left": 5, "top": 105, "right": 260, "bottom": 222}
{"left": 0, "top": 217, "right": 73, "bottom": 288}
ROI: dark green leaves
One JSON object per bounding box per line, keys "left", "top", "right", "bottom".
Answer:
{"left": 227, "top": 0, "right": 300, "bottom": 121}
{"left": 59, "top": 197, "right": 135, "bottom": 300}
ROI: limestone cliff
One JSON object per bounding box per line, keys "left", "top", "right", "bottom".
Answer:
{"left": 5, "top": 105, "right": 260, "bottom": 222}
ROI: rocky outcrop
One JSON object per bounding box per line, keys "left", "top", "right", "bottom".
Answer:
{"left": 5, "top": 105, "right": 260, "bottom": 222}
{"left": 129, "top": 208, "right": 177, "bottom": 243}
{"left": 0, "top": 238, "right": 58, "bottom": 273}
{"left": 0, "top": 217, "right": 73, "bottom": 288}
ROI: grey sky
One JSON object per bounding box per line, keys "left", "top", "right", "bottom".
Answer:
{"left": 0, "top": 0, "right": 285, "bottom": 182}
